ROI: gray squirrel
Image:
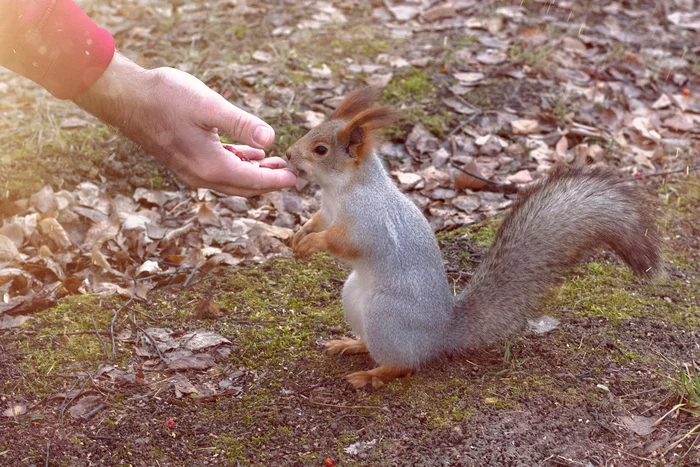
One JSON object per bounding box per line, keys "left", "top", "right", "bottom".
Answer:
{"left": 285, "top": 87, "right": 662, "bottom": 389}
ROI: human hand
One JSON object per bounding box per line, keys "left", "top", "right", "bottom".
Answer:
{"left": 73, "top": 53, "right": 296, "bottom": 196}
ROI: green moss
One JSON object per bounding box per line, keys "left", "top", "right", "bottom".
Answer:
{"left": 507, "top": 45, "right": 552, "bottom": 70}
{"left": 14, "top": 295, "right": 126, "bottom": 395}
{"left": 383, "top": 68, "right": 435, "bottom": 104}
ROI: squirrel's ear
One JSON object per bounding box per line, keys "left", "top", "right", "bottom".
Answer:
{"left": 339, "top": 107, "right": 399, "bottom": 160}
{"left": 332, "top": 87, "right": 382, "bottom": 120}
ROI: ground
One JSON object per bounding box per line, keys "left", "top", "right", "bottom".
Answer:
{"left": 1, "top": 1, "right": 699, "bottom": 466}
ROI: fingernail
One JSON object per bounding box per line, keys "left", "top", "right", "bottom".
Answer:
{"left": 252, "top": 125, "right": 273, "bottom": 146}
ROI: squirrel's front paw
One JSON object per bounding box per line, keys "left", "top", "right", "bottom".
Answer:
{"left": 294, "top": 233, "right": 321, "bottom": 258}
{"left": 325, "top": 339, "right": 368, "bottom": 355}
{"left": 291, "top": 228, "right": 308, "bottom": 249}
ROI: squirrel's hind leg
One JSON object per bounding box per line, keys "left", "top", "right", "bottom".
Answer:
{"left": 325, "top": 338, "right": 368, "bottom": 355}
{"left": 346, "top": 366, "right": 413, "bottom": 389}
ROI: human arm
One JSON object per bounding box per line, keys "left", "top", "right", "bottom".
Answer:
{"left": 0, "top": 0, "right": 296, "bottom": 196}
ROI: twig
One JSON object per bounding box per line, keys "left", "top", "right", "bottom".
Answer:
{"left": 91, "top": 315, "right": 110, "bottom": 359}
{"left": 129, "top": 315, "right": 167, "bottom": 363}
{"left": 297, "top": 393, "right": 388, "bottom": 411}
{"left": 450, "top": 162, "right": 501, "bottom": 185}
{"left": 45, "top": 331, "right": 111, "bottom": 337}
{"left": 183, "top": 264, "right": 200, "bottom": 287}
{"left": 682, "top": 433, "right": 700, "bottom": 460}
{"left": 110, "top": 281, "right": 136, "bottom": 359}
{"left": 45, "top": 440, "right": 50, "bottom": 467}
{"left": 663, "top": 422, "right": 700, "bottom": 456}
{"left": 635, "top": 165, "right": 700, "bottom": 180}
{"left": 87, "top": 435, "right": 122, "bottom": 441}
{"left": 59, "top": 376, "right": 92, "bottom": 423}
{"left": 81, "top": 403, "right": 106, "bottom": 420}
{"left": 615, "top": 448, "right": 655, "bottom": 463}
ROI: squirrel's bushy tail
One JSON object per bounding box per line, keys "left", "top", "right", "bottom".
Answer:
{"left": 455, "top": 164, "right": 662, "bottom": 349}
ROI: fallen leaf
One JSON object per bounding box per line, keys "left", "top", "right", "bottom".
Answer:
{"left": 453, "top": 72, "right": 484, "bottom": 84}
{"left": 180, "top": 330, "right": 232, "bottom": 352}
{"left": 38, "top": 218, "right": 72, "bottom": 249}
{"left": 452, "top": 195, "right": 481, "bottom": 213}
{"left": 620, "top": 415, "right": 657, "bottom": 436}
{"left": 298, "top": 110, "right": 326, "bottom": 129}
{"left": 453, "top": 159, "right": 487, "bottom": 191}
{"left": 173, "top": 373, "right": 199, "bottom": 398}
{"left": 30, "top": 185, "right": 58, "bottom": 213}
{"left": 422, "top": 2, "right": 456, "bottom": 22}
{"left": 194, "top": 298, "right": 222, "bottom": 319}
{"left": 662, "top": 115, "right": 693, "bottom": 132}
{"left": 91, "top": 245, "right": 122, "bottom": 276}
{"left": 511, "top": 119, "right": 540, "bottom": 135}
{"left": 395, "top": 172, "right": 423, "bottom": 190}
{"left": 167, "top": 354, "right": 216, "bottom": 371}
{"left": 506, "top": 170, "right": 533, "bottom": 184}
{"left": 0, "top": 315, "right": 32, "bottom": 329}
{"left": 0, "top": 234, "right": 20, "bottom": 266}
{"left": 68, "top": 395, "right": 103, "bottom": 419}
{"left": 365, "top": 72, "right": 393, "bottom": 88}
{"left": 197, "top": 202, "right": 220, "bottom": 226}
{"left": 135, "top": 260, "right": 161, "bottom": 278}
{"left": 2, "top": 402, "right": 27, "bottom": 417}
{"left": 252, "top": 50, "right": 272, "bottom": 63}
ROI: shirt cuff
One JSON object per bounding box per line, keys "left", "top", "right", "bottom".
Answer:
{"left": 0, "top": 0, "right": 115, "bottom": 100}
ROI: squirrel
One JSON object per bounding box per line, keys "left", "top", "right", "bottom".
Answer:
{"left": 285, "top": 87, "right": 662, "bottom": 389}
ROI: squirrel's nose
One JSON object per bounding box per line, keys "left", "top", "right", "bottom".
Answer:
{"left": 285, "top": 150, "right": 294, "bottom": 162}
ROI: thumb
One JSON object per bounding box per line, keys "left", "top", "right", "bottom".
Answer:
{"left": 203, "top": 94, "right": 275, "bottom": 149}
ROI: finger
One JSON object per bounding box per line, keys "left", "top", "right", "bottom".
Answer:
{"left": 259, "top": 157, "right": 288, "bottom": 169}
{"left": 229, "top": 162, "right": 298, "bottom": 192}
{"left": 202, "top": 95, "right": 275, "bottom": 149}
{"left": 226, "top": 144, "right": 267, "bottom": 160}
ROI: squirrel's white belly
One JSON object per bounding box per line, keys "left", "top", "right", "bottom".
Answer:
{"left": 342, "top": 270, "right": 368, "bottom": 339}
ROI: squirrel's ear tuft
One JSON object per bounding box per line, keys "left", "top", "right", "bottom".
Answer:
{"left": 332, "top": 87, "right": 382, "bottom": 121}
{"left": 340, "top": 107, "right": 400, "bottom": 160}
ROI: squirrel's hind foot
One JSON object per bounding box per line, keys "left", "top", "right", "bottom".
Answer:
{"left": 346, "top": 366, "right": 413, "bottom": 389}
{"left": 324, "top": 338, "right": 368, "bottom": 355}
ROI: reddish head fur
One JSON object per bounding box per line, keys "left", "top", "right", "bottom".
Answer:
{"left": 338, "top": 103, "right": 399, "bottom": 161}
{"left": 331, "top": 86, "right": 382, "bottom": 120}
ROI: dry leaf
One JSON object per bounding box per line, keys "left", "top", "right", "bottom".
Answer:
{"left": 453, "top": 159, "right": 487, "bottom": 191}
{"left": 30, "top": 185, "right": 58, "bottom": 213}
{"left": 194, "top": 298, "right": 222, "bottom": 319}
{"left": 0, "top": 234, "right": 20, "bottom": 265}
{"left": 506, "top": 170, "right": 533, "bottom": 184}
{"left": 422, "top": 2, "right": 456, "bottom": 22}
{"left": 38, "top": 218, "right": 72, "bottom": 249}
{"left": 0, "top": 314, "right": 32, "bottom": 329}
{"left": 91, "top": 244, "right": 121, "bottom": 276}
{"left": 167, "top": 354, "right": 216, "bottom": 372}
{"left": 511, "top": 119, "right": 540, "bottom": 135}
{"left": 2, "top": 402, "right": 27, "bottom": 417}
{"left": 453, "top": 72, "right": 484, "bottom": 84}
{"left": 180, "top": 330, "right": 231, "bottom": 351}
{"left": 68, "top": 395, "right": 103, "bottom": 419}
{"left": 135, "top": 260, "right": 161, "bottom": 278}
{"left": 197, "top": 202, "right": 220, "bottom": 226}
{"left": 173, "top": 373, "right": 199, "bottom": 398}
{"left": 620, "top": 415, "right": 657, "bottom": 436}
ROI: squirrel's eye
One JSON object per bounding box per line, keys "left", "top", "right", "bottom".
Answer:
{"left": 313, "top": 145, "right": 328, "bottom": 156}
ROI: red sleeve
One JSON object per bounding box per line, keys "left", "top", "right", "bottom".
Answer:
{"left": 0, "top": 0, "right": 115, "bottom": 99}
